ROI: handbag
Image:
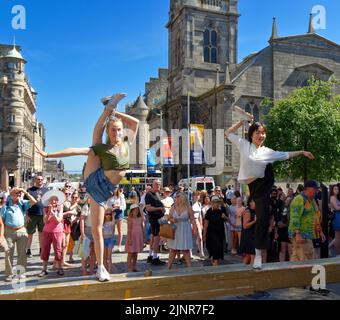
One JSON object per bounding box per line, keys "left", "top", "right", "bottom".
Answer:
{"left": 159, "top": 222, "right": 175, "bottom": 240}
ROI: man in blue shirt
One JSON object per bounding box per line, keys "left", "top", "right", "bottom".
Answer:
{"left": 1, "top": 187, "right": 37, "bottom": 282}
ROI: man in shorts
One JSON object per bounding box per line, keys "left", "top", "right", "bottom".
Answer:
{"left": 25, "top": 175, "right": 49, "bottom": 257}
{"left": 145, "top": 180, "right": 166, "bottom": 266}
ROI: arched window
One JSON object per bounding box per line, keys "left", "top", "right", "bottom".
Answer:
{"left": 203, "top": 29, "right": 218, "bottom": 63}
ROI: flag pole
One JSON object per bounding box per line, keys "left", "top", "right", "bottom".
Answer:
{"left": 187, "top": 91, "right": 190, "bottom": 185}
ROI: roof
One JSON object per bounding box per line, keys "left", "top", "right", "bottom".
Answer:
{"left": 1, "top": 46, "right": 26, "bottom": 61}
{"left": 132, "top": 96, "right": 149, "bottom": 110}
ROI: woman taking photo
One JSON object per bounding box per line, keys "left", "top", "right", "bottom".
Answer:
{"left": 225, "top": 107, "right": 315, "bottom": 269}
{"left": 35, "top": 93, "right": 139, "bottom": 281}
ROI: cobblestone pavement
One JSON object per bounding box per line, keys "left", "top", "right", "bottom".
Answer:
{"left": 1, "top": 219, "right": 339, "bottom": 300}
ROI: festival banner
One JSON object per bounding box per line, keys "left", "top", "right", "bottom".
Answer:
{"left": 147, "top": 148, "right": 156, "bottom": 173}
{"left": 162, "top": 137, "right": 174, "bottom": 167}
{"left": 190, "top": 124, "right": 204, "bottom": 164}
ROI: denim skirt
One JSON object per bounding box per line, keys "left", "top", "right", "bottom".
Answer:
{"left": 84, "top": 168, "right": 117, "bottom": 208}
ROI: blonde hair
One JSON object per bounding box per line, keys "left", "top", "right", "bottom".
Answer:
{"left": 176, "top": 193, "right": 191, "bottom": 211}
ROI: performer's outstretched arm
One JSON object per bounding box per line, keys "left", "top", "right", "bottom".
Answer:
{"left": 35, "top": 144, "right": 90, "bottom": 159}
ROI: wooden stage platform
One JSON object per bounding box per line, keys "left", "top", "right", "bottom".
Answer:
{"left": 1, "top": 258, "right": 339, "bottom": 300}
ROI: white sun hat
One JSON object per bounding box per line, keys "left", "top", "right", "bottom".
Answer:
{"left": 41, "top": 190, "right": 66, "bottom": 207}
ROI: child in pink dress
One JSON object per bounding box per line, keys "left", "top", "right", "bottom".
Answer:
{"left": 125, "top": 204, "right": 144, "bottom": 272}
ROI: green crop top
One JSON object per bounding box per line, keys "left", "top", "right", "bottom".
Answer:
{"left": 91, "top": 137, "right": 130, "bottom": 171}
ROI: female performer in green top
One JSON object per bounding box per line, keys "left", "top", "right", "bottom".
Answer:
{"left": 36, "top": 94, "right": 139, "bottom": 281}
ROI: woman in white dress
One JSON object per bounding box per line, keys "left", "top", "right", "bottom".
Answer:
{"left": 167, "top": 193, "right": 196, "bottom": 269}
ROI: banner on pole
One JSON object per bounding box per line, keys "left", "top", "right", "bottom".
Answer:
{"left": 162, "top": 137, "right": 174, "bottom": 168}
{"left": 190, "top": 124, "right": 204, "bottom": 164}
{"left": 147, "top": 148, "right": 156, "bottom": 173}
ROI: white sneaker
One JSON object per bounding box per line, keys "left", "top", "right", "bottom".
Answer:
{"left": 253, "top": 255, "right": 262, "bottom": 270}
{"left": 101, "top": 93, "right": 127, "bottom": 110}
{"left": 96, "top": 266, "right": 111, "bottom": 282}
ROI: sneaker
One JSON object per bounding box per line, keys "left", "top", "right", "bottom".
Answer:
{"left": 5, "top": 275, "right": 14, "bottom": 282}
{"left": 38, "top": 270, "right": 48, "bottom": 278}
{"left": 57, "top": 269, "right": 64, "bottom": 276}
{"left": 151, "top": 258, "right": 166, "bottom": 266}
{"left": 146, "top": 255, "right": 153, "bottom": 263}
{"left": 26, "top": 249, "right": 32, "bottom": 258}
{"left": 309, "top": 287, "right": 330, "bottom": 296}
{"left": 231, "top": 249, "right": 237, "bottom": 255}
{"left": 253, "top": 255, "right": 262, "bottom": 270}
{"left": 96, "top": 266, "right": 110, "bottom": 282}
{"left": 101, "top": 93, "right": 127, "bottom": 110}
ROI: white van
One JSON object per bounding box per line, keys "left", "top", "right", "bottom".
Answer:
{"left": 178, "top": 177, "right": 215, "bottom": 192}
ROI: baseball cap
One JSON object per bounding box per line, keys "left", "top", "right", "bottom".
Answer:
{"left": 163, "top": 187, "right": 171, "bottom": 192}
{"left": 304, "top": 180, "right": 319, "bottom": 189}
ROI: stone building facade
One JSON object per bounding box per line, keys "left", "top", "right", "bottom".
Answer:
{"left": 44, "top": 160, "right": 67, "bottom": 184}
{"left": 0, "top": 44, "right": 46, "bottom": 189}
{"left": 145, "top": 0, "right": 340, "bottom": 187}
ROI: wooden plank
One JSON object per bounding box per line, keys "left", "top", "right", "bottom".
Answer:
{"left": 1, "top": 258, "right": 339, "bottom": 300}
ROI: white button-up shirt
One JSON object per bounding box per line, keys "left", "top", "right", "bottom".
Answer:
{"left": 228, "top": 133, "right": 289, "bottom": 184}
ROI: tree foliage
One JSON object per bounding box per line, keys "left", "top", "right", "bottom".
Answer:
{"left": 264, "top": 78, "right": 340, "bottom": 182}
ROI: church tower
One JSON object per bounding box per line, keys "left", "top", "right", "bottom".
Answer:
{"left": 167, "top": 0, "right": 239, "bottom": 99}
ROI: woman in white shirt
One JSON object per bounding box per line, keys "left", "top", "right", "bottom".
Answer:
{"left": 225, "top": 107, "right": 315, "bottom": 269}
{"left": 107, "top": 189, "right": 126, "bottom": 252}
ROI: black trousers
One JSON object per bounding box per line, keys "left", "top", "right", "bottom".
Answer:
{"left": 248, "top": 164, "right": 275, "bottom": 250}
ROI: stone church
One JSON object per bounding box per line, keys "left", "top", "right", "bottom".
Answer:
{"left": 138, "top": 0, "right": 340, "bottom": 187}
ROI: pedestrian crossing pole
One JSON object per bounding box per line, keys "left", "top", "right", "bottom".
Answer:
{"left": 187, "top": 91, "right": 191, "bottom": 184}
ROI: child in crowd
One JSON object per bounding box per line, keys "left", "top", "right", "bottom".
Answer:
{"left": 240, "top": 198, "right": 256, "bottom": 265}
{"left": 234, "top": 197, "right": 245, "bottom": 252}
{"left": 103, "top": 209, "right": 115, "bottom": 273}
{"left": 125, "top": 204, "right": 144, "bottom": 272}
{"left": 39, "top": 191, "right": 65, "bottom": 277}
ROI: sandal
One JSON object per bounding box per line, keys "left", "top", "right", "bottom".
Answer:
{"left": 38, "top": 270, "right": 48, "bottom": 278}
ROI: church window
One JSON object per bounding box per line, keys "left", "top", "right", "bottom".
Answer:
{"left": 203, "top": 29, "right": 218, "bottom": 63}
{"left": 225, "top": 140, "right": 232, "bottom": 167}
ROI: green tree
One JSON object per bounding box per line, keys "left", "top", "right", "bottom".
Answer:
{"left": 264, "top": 78, "right": 340, "bottom": 182}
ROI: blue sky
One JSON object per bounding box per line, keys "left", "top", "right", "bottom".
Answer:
{"left": 0, "top": 0, "right": 339, "bottom": 172}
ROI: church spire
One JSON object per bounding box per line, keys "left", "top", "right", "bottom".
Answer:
{"left": 270, "top": 17, "right": 278, "bottom": 40}
{"left": 308, "top": 13, "right": 315, "bottom": 33}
